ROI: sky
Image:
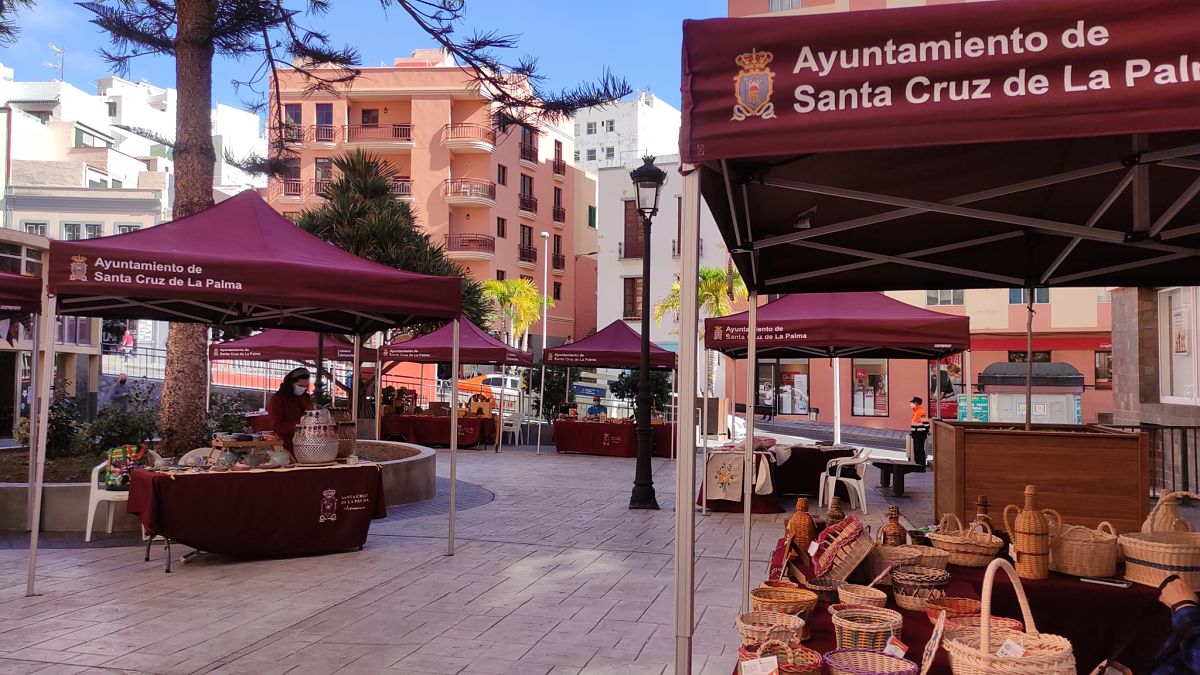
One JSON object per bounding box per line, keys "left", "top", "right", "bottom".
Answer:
{"left": 2, "top": 0, "right": 727, "bottom": 120}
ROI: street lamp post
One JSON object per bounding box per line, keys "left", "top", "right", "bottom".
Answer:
{"left": 629, "top": 156, "right": 666, "bottom": 510}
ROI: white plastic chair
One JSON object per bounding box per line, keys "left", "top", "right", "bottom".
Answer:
{"left": 85, "top": 449, "right": 161, "bottom": 542}
{"left": 819, "top": 446, "right": 871, "bottom": 515}
{"left": 501, "top": 412, "right": 524, "bottom": 445}
{"left": 178, "top": 447, "right": 217, "bottom": 466}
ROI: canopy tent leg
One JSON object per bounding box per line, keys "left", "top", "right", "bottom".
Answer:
{"left": 25, "top": 311, "right": 40, "bottom": 531}
{"left": 1025, "top": 292, "right": 1034, "bottom": 431}
{"left": 447, "top": 319, "right": 460, "bottom": 556}
{"left": 701, "top": 351, "right": 710, "bottom": 517}
{"left": 350, "top": 335, "right": 361, "bottom": 423}
{"left": 26, "top": 295, "right": 57, "bottom": 597}
{"left": 496, "top": 376, "right": 506, "bottom": 453}
{"left": 374, "top": 332, "right": 383, "bottom": 441}
{"left": 833, "top": 358, "right": 842, "bottom": 446}
{"left": 741, "top": 292, "right": 757, "bottom": 613}
{"left": 673, "top": 166, "right": 702, "bottom": 674}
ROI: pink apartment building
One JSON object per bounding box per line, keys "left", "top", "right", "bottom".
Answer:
{"left": 266, "top": 49, "right": 597, "bottom": 351}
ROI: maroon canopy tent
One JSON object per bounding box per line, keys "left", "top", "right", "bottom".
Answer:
{"left": 210, "top": 330, "right": 377, "bottom": 362}
{"left": 544, "top": 320, "right": 676, "bottom": 370}
{"left": 704, "top": 293, "right": 969, "bottom": 360}
{"left": 0, "top": 271, "right": 41, "bottom": 319}
{"left": 379, "top": 318, "right": 532, "bottom": 367}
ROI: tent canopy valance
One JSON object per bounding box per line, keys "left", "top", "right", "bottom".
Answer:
{"left": 705, "top": 292, "right": 970, "bottom": 359}
{"left": 379, "top": 318, "right": 533, "bottom": 367}
{"left": 544, "top": 320, "right": 676, "bottom": 370}
{"left": 0, "top": 271, "right": 42, "bottom": 319}
{"left": 46, "top": 191, "right": 461, "bottom": 332}
{"left": 209, "top": 329, "right": 378, "bottom": 362}
{"left": 680, "top": 0, "right": 1200, "bottom": 294}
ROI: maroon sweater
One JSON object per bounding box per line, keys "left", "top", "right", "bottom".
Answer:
{"left": 267, "top": 392, "right": 313, "bottom": 450}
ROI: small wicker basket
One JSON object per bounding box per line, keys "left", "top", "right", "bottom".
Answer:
{"left": 832, "top": 606, "right": 903, "bottom": 651}
{"left": 891, "top": 564, "right": 950, "bottom": 612}
{"left": 838, "top": 583, "right": 888, "bottom": 608}
{"left": 761, "top": 579, "right": 801, "bottom": 589}
{"left": 1119, "top": 530, "right": 1200, "bottom": 588}
{"left": 814, "top": 515, "right": 875, "bottom": 581}
{"left": 750, "top": 586, "right": 819, "bottom": 617}
{"left": 927, "top": 513, "right": 1003, "bottom": 567}
{"left": 736, "top": 611, "right": 804, "bottom": 646}
{"left": 924, "top": 597, "right": 981, "bottom": 625}
{"left": 804, "top": 577, "right": 844, "bottom": 603}
{"left": 738, "top": 640, "right": 822, "bottom": 674}
{"left": 823, "top": 648, "right": 919, "bottom": 675}
{"left": 863, "top": 545, "right": 922, "bottom": 585}
{"left": 1050, "top": 521, "right": 1118, "bottom": 578}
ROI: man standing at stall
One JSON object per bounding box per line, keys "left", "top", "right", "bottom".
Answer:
{"left": 880, "top": 395, "right": 930, "bottom": 490}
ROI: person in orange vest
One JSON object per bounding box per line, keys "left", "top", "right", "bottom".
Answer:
{"left": 880, "top": 396, "right": 930, "bottom": 489}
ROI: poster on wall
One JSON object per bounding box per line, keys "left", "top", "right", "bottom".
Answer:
{"left": 1173, "top": 306, "right": 1190, "bottom": 355}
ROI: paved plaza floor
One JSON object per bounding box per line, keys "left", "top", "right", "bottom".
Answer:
{"left": 0, "top": 444, "right": 894, "bottom": 674}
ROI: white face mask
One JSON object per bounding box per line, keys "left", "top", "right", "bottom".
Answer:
{"left": 293, "top": 384, "right": 308, "bottom": 396}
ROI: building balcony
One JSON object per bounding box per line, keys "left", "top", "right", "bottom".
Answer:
{"left": 312, "top": 178, "right": 332, "bottom": 198}
{"left": 343, "top": 124, "right": 415, "bottom": 151}
{"left": 552, "top": 253, "right": 566, "bottom": 272}
{"left": 444, "top": 233, "right": 496, "bottom": 262}
{"left": 518, "top": 194, "right": 538, "bottom": 217}
{"left": 282, "top": 124, "right": 304, "bottom": 144}
{"left": 518, "top": 245, "right": 537, "bottom": 268}
{"left": 443, "top": 178, "right": 497, "bottom": 207}
{"left": 390, "top": 178, "right": 413, "bottom": 202}
{"left": 519, "top": 143, "right": 538, "bottom": 168}
{"left": 552, "top": 158, "right": 566, "bottom": 180}
{"left": 443, "top": 123, "right": 496, "bottom": 153}
{"left": 271, "top": 178, "right": 304, "bottom": 199}
{"left": 552, "top": 205, "right": 566, "bottom": 225}
{"left": 311, "top": 124, "right": 337, "bottom": 143}
{"left": 618, "top": 241, "right": 644, "bottom": 260}
{"left": 671, "top": 238, "right": 704, "bottom": 257}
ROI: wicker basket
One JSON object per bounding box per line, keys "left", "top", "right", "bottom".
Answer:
{"left": 905, "top": 544, "right": 951, "bottom": 570}
{"left": 838, "top": 584, "right": 888, "bottom": 608}
{"left": 1119, "top": 530, "right": 1200, "bottom": 588}
{"left": 1049, "top": 521, "right": 1118, "bottom": 578}
{"left": 750, "top": 586, "right": 819, "bottom": 617}
{"left": 924, "top": 597, "right": 980, "bottom": 625}
{"left": 292, "top": 410, "right": 339, "bottom": 464}
{"left": 828, "top": 603, "right": 874, "bottom": 617}
{"left": 927, "top": 514, "right": 1003, "bottom": 567}
{"left": 814, "top": 515, "right": 875, "bottom": 581}
{"left": 804, "top": 577, "right": 844, "bottom": 603}
{"left": 945, "top": 614, "right": 1024, "bottom": 632}
{"left": 738, "top": 640, "right": 822, "bottom": 674}
{"left": 832, "top": 606, "right": 903, "bottom": 651}
{"left": 864, "top": 545, "right": 923, "bottom": 585}
{"left": 824, "top": 648, "right": 919, "bottom": 675}
{"left": 736, "top": 611, "right": 805, "bottom": 646}
{"left": 943, "top": 558, "right": 1075, "bottom": 674}
{"left": 761, "top": 579, "right": 801, "bottom": 589}
{"left": 891, "top": 564, "right": 950, "bottom": 612}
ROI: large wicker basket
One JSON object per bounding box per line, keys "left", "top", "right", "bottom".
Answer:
{"left": 832, "top": 606, "right": 903, "bottom": 651}
{"left": 943, "top": 559, "right": 1075, "bottom": 674}
{"left": 924, "top": 597, "right": 980, "bottom": 625}
{"left": 927, "top": 514, "right": 1003, "bottom": 567}
{"left": 292, "top": 410, "right": 339, "bottom": 464}
{"left": 864, "top": 544, "right": 922, "bottom": 585}
{"left": 824, "top": 648, "right": 919, "bottom": 675}
{"left": 1119, "top": 530, "right": 1200, "bottom": 588}
{"left": 804, "top": 577, "right": 844, "bottom": 603}
{"left": 906, "top": 544, "right": 951, "bottom": 570}
{"left": 750, "top": 586, "right": 819, "bottom": 617}
{"left": 1049, "top": 522, "right": 1118, "bottom": 578}
{"left": 738, "top": 640, "right": 822, "bottom": 674}
{"left": 736, "top": 611, "right": 805, "bottom": 646}
{"left": 838, "top": 583, "right": 888, "bottom": 608}
{"left": 891, "top": 565, "right": 950, "bottom": 611}
{"left": 814, "top": 515, "right": 874, "bottom": 581}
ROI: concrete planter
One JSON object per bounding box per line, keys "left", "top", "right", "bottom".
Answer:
{"left": 0, "top": 441, "right": 435, "bottom": 533}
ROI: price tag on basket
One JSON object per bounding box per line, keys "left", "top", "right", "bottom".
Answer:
{"left": 807, "top": 541, "right": 820, "bottom": 557}
{"left": 996, "top": 639, "right": 1029, "bottom": 658}
{"left": 739, "top": 655, "right": 779, "bottom": 675}
{"left": 883, "top": 635, "right": 909, "bottom": 658}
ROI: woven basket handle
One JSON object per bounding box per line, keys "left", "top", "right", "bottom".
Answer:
{"left": 938, "top": 512, "right": 964, "bottom": 534}
{"left": 1001, "top": 504, "right": 1018, "bottom": 537}
{"left": 756, "top": 639, "right": 794, "bottom": 661}
{"left": 1042, "top": 509, "right": 1063, "bottom": 541}
{"left": 1097, "top": 521, "right": 1117, "bottom": 537}
{"left": 979, "top": 558, "right": 1039, "bottom": 654}
{"left": 967, "top": 518, "right": 995, "bottom": 537}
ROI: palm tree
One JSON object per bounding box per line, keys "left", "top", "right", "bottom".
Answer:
{"left": 481, "top": 278, "right": 553, "bottom": 349}
{"left": 653, "top": 266, "right": 749, "bottom": 395}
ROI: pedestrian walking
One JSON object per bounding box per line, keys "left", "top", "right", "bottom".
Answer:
{"left": 110, "top": 373, "right": 131, "bottom": 412}
{"left": 760, "top": 387, "right": 774, "bottom": 421}
{"left": 121, "top": 330, "right": 134, "bottom": 360}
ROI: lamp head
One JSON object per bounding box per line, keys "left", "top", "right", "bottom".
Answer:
{"left": 629, "top": 155, "right": 666, "bottom": 218}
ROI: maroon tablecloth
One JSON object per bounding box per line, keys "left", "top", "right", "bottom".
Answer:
{"left": 381, "top": 415, "right": 496, "bottom": 447}
{"left": 127, "top": 465, "right": 386, "bottom": 557}
{"left": 553, "top": 421, "right": 674, "bottom": 458}
{"left": 774, "top": 444, "right": 854, "bottom": 497}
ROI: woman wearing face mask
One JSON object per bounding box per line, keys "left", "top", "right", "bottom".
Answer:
{"left": 268, "top": 367, "right": 314, "bottom": 452}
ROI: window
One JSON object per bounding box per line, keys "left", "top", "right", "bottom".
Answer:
{"left": 116, "top": 224, "right": 141, "bottom": 234}
{"left": 554, "top": 140, "right": 563, "bottom": 161}
{"left": 586, "top": 121, "right": 596, "bottom": 135}
{"left": 586, "top": 149, "right": 596, "bottom": 161}
{"left": 284, "top": 103, "right": 302, "bottom": 125}
{"left": 779, "top": 360, "right": 810, "bottom": 415}
{"left": 0, "top": 243, "right": 41, "bottom": 277}
{"left": 605, "top": 146, "right": 615, "bottom": 160}
{"left": 62, "top": 223, "right": 82, "bottom": 241}
{"left": 588, "top": 205, "right": 597, "bottom": 229}
{"left": 769, "top": 0, "right": 802, "bottom": 10}
{"left": 315, "top": 104, "right": 334, "bottom": 141}
{"left": 22, "top": 222, "right": 46, "bottom": 236}
{"left": 520, "top": 224, "right": 533, "bottom": 248}
{"left": 111, "top": 179, "right": 122, "bottom": 189}
{"left": 1095, "top": 351, "right": 1113, "bottom": 389}
{"left": 929, "top": 357, "right": 963, "bottom": 402}
{"left": 553, "top": 282, "right": 562, "bottom": 301}
{"left": 315, "top": 157, "right": 333, "bottom": 180}
{"left": 106, "top": 101, "right": 117, "bottom": 116}
{"left": 622, "top": 200, "right": 644, "bottom": 258}
{"left": 519, "top": 174, "right": 534, "bottom": 197}
{"left": 520, "top": 274, "right": 534, "bottom": 283}
{"left": 496, "top": 217, "right": 507, "bottom": 238}
{"left": 553, "top": 234, "right": 563, "bottom": 256}
{"left": 1009, "top": 288, "right": 1050, "bottom": 304}
{"left": 553, "top": 187, "right": 563, "bottom": 208}
{"left": 74, "top": 128, "right": 111, "bottom": 148}
{"left": 574, "top": 150, "right": 580, "bottom": 163}
{"left": 851, "top": 358, "right": 889, "bottom": 417}
{"left": 1008, "top": 351, "right": 1052, "bottom": 363}
{"left": 1159, "top": 287, "right": 1197, "bottom": 403}
{"left": 497, "top": 164, "right": 508, "bottom": 186}
{"left": 85, "top": 224, "right": 102, "bottom": 239}
{"left": 926, "top": 290, "right": 965, "bottom": 306}
{"left": 604, "top": 119, "right": 615, "bottom": 132}
{"left": 88, "top": 179, "right": 107, "bottom": 189}
{"left": 520, "top": 125, "right": 536, "bottom": 146}
{"left": 622, "top": 277, "right": 643, "bottom": 320}
{"left": 496, "top": 270, "right": 506, "bottom": 281}
{"left": 361, "top": 109, "right": 379, "bottom": 126}
{"left": 574, "top": 123, "right": 580, "bottom": 136}
{"left": 756, "top": 362, "right": 777, "bottom": 410}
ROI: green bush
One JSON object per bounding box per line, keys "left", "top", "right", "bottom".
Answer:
{"left": 47, "top": 380, "right": 83, "bottom": 458}
{"left": 78, "top": 380, "right": 159, "bottom": 455}
{"left": 205, "top": 394, "right": 253, "bottom": 437}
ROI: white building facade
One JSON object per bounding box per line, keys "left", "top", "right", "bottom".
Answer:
{"left": 572, "top": 92, "right": 681, "bottom": 173}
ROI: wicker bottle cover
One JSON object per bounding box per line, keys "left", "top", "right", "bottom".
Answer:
{"left": 1002, "top": 485, "right": 1063, "bottom": 580}
{"left": 1142, "top": 492, "right": 1198, "bottom": 533}
{"left": 880, "top": 505, "right": 907, "bottom": 546}
{"left": 787, "top": 497, "right": 817, "bottom": 563}
{"left": 827, "top": 495, "right": 846, "bottom": 528}
{"left": 974, "top": 495, "right": 993, "bottom": 529}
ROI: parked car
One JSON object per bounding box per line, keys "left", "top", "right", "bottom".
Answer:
{"left": 457, "top": 374, "right": 523, "bottom": 409}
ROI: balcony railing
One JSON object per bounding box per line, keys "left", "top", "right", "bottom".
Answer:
{"left": 519, "top": 143, "right": 538, "bottom": 163}
{"left": 281, "top": 178, "right": 302, "bottom": 197}
{"left": 282, "top": 124, "right": 303, "bottom": 143}
{"left": 445, "top": 233, "right": 496, "bottom": 254}
{"left": 390, "top": 178, "right": 413, "bottom": 199}
{"left": 618, "top": 241, "right": 644, "bottom": 259}
{"left": 443, "top": 178, "right": 497, "bottom": 201}
{"left": 672, "top": 238, "right": 704, "bottom": 257}
{"left": 552, "top": 205, "right": 566, "bottom": 223}
{"left": 312, "top": 178, "right": 332, "bottom": 197}
{"left": 519, "top": 194, "right": 538, "bottom": 214}
{"left": 346, "top": 124, "right": 413, "bottom": 142}
{"left": 518, "top": 245, "right": 538, "bottom": 264}
{"left": 552, "top": 254, "right": 566, "bottom": 270}
{"left": 552, "top": 158, "right": 566, "bottom": 176}
{"left": 312, "top": 124, "right": 337, "bottom": 142}
{"left": 444, "top": 123, "right": 496, "bottom": 145}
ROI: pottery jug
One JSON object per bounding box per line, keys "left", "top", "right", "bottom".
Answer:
{"left": 787, "top": 498, "right": 817, "bottom": 563}
{"left": 826, "top": 495, "right": 846, "bottom": 529}
{"left": 879, "top": 505, "right": 908, "bottom": 546}
{"left": 1003, "top": 485, "right": 1062, "bottom": 580}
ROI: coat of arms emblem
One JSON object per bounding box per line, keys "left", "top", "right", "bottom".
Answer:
{"left": 69, "top": 256, "right": 88, "bottom": 282}
{"left": 732, "top": 49, "right": 776, "bottom": 121}
{"left": 712, "top": 325, "right": 725, "bottom": 341}
{"left": 319, "top": 489, "right": 338, "bottom": 522}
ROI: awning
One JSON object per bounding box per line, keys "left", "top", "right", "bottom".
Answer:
{"left": 0, "top": 271, "right": 42, "bottom": 319}
{"left": 379, "top": 318, "right": 533, "bottom": 367}
{"left": 209, "top": 329, "right": 377, "bottom": 362}
{"left": 544, "top": 320, "right": 676, "bottom": 370}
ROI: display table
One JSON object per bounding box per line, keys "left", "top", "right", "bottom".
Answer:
{"left": 552, "top": 420, "right": 674, "bottom": 458}
{"left": 773, "top": 444, "right": 854, "bottom": 497}
{"left": 381, "top": 415, "right": 496, "bottom": 447}
{"left": 697, "top": 450, "right": 783, "bottom": 514}
{"left": 127, "top": 464, "right": 386, "bottom": 568}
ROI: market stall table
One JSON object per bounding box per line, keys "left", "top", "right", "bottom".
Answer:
{"left": 127, "top": 464, "right": 386, "bottom": 571}
{"left": 773, "top": 444, "right": 854, "bottom": 497}
{"left": 381, "top": 415, "right": 496, "bottom": 447}
{"left": 553, "top": 420, "right": 673, "bottom": 458}
{"left": 697, "top": 450, "right": 782, "bottom": 514}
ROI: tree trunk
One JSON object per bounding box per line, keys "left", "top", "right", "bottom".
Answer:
{"left": 159, "top": 0, "right": 217, "bottom": 454}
